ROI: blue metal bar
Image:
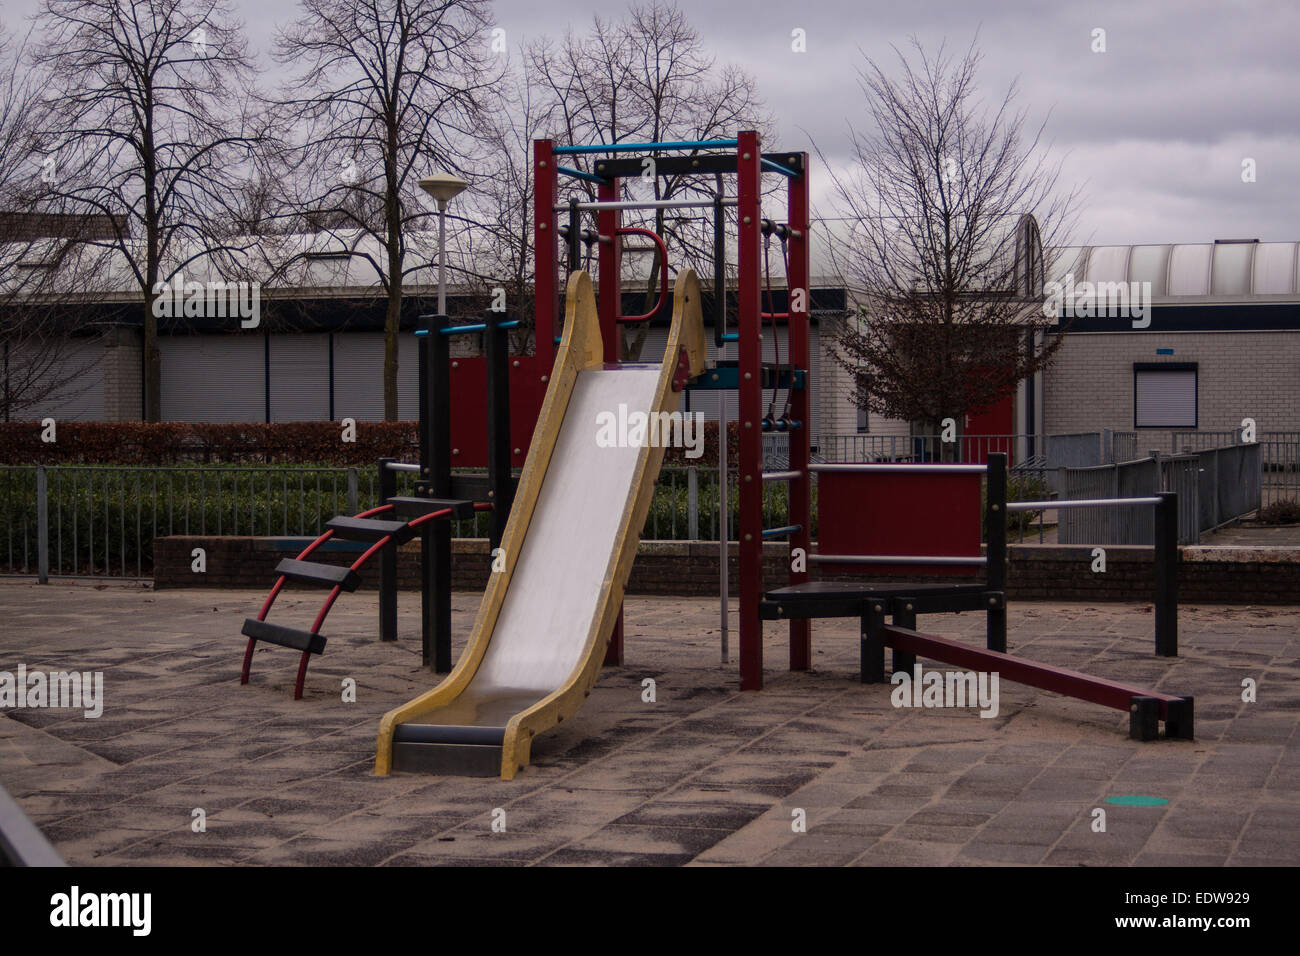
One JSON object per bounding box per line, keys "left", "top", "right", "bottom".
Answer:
{"left": 720, "top": 332, "right": 739, "bottom": 342}
{"left": 761, "top": 158, "right": 798, "bottom": 177}
{"left": 557, "top": 165, "right": 608, "bottom": 184}
{"left": 554, "top": 139, "right": 739, "bottom": 156}
{"left": 415, "top": 319, "right": 520, "bottom": 337}
{"left": 762, "top": 524, "right": 802, "bottom": 539}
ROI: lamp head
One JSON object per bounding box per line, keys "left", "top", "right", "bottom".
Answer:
{"left": 419, "top": 173, "right": 469, "bottom": 210}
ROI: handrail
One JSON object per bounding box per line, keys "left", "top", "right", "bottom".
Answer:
{"left": 1007, "top": 497, "right": 1161, "bottom": 512}
{"left": 615, "top": 227, "right": 669, "bottom": 323}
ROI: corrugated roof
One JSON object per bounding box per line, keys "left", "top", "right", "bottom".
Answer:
{"left": 1050, "top": 241, "right": 1300, "bottom": 302}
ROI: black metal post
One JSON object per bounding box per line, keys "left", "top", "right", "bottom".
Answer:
{"left": 985, "top": 452, "right": 1008, "bottom": 653}
{"left": 485, "top": 313, "right": 513, "bottom": 552}
{"left": 891, "top": 598, "right": 917, "bottom": 677}
{"left": 420, "top": 314, "right": 453, "bottom": 672}
{"left": 378, "top": 457, "right": 397, "bottom": 643}
{"left": 861, "top": 600, "right": 886, "bottom": 684}
{"left": 568, "top": 198, "right": 581, "bottom": 275}
{"left": 713, "top": 183, "right": 726, "bottom": 348}
{"left": 1154, "top": 491, "right": 1179, "bottom": 657}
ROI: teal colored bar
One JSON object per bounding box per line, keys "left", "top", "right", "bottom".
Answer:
{"left": 761, "top": 158, "right": 798, "bottom": 177}
{"left": 416, "top": 319, "right": 520, "bottom": 336}
{"left": 554, "top": 139, "right": 738, "bottom": 156}
{"left": 720, "top": 333, "right": 739, "bottom": 342}
{"left": 762, "top": 524, "right": 802, "bottom": 539}
{"left": 557, "top": 165, "right": 608, "bottom": 184}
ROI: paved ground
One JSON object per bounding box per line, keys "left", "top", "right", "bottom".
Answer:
{"left": 1, "top": 580, "right": 1298, "bottom": 867}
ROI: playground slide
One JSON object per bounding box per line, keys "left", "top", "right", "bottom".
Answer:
{"left": 375, "top": 268, "right": 706, "bottom": 779}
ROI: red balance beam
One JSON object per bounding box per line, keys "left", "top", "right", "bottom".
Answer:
{"left": 881, "top": 625, "right": 1186, "bottom": 719}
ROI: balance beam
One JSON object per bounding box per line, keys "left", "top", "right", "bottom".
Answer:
{"left": 875, "top": 624, "right": 1194, "bottom": 741}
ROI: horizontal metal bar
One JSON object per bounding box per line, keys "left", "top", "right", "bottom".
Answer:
{"left": 384, "top": 462, "right": 421, "bottom": 473}
{"left": 760, "top": 158, "right": 798, "bottom": 177}
{"left": 554, "top": 139, "right": 739, "bottom": 155}
{"left": 412, "top": 319, "right": 520, "bottom": 337}
{"left": 762, "top": 524, "right": 802, "bottom": 538}
{"left": 810, "top": 554, "right": 987, "bottom": 566}
{"left": 1007, "top": 497, "right": 1162, "bottom": 512}
{"left": 556, "top": 165, "right": 608, "bottom": 184}
{"left": 555, "top": 198, "right": 738, "bottom": 213}
{"left": 762, "top": 470, "right": 802, "bottom": 482}
{"left": 810, "top": 463, "right": 988, "bottom": 475}
{"left": 720, "top": 333, "right": 739, "bottom": 342}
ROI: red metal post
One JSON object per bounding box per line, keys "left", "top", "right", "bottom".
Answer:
{"left": 787, "top": 154, "right": 812, "bottom": 671}
{"left": 737, "top": 131, "right": 764, "bottom": 690}
{"left": 533, "top": 140, "right": 558, "bottom": 366}
{"left": 597, "top": 174, "right": 626, "bottom": 666}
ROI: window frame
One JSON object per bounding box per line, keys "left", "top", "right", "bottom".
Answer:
{"left": 1132, "top": 362, "right": 1198, "bottom": 429}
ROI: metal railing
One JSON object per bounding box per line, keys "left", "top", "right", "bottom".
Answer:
{"left": 1173, "top": 431, "right": 1298, "bottom": 507}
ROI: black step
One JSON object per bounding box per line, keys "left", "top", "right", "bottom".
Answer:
{"left": 450, "top": 474, "right": 518, "bottom": 502}
{"left": 388, "top": 497, "right": 476, "bottom": 520}
{"left": 274, "top": 558, "right": 361, "bottom": 591}
{"left": 391, "top": 739, "right": 503, "bottom": 776}
{"left": 326, "top": 515, "right": 415, "bottom": 545}
{"left": 241, "top": 618, "right": 327, "bottom": 654}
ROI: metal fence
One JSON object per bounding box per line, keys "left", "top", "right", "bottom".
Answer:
{"left": 0, "top": 462, "right": 792, "bottom": 580}
{"left": 1173, "top": 431, "right": 1299, "bottom": 507}
{"left": 1056, "top": 443, "right": 1261, "bottom": 545}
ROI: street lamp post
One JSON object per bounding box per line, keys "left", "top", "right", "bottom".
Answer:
{"left": 416, "top": 173, "right": 468, "bottom": 672}
{"left": 420, "top": 174, "right": 469, "bottom": 317}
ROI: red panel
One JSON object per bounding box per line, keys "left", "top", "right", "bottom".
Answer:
{"left": 446, "top": 356, "right": 549, "bottom": 468}
{"left": 818, "top": 467, "right": 982, "bottom": 576}
{"left": 963, "top": 390, "right": 1015, "bottom": 464}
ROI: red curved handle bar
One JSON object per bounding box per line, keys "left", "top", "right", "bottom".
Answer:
{"left": 615, "top": 227, "right": 669, "bottom": 323}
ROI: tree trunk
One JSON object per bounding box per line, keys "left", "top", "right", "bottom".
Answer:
{"left": 383, "top": 284, "right": 401, "bottom": 421}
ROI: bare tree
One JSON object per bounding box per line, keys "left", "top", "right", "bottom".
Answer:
{"left": 821, "top": 38, "right": 1079, "bottom": 455}
{"left": 528, "top": 1, "right": 772, "bottom": 359}
{"left": 271, "top": 0, "right": 498, "bottom": 421}
{"left": 31, "top": 0, "right": 265, "bottom": 422}
{"left": 0, "top": 21, "right": 113, "bottom": 421}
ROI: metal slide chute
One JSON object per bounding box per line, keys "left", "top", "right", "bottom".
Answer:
{"left": 375, "top": 268, "right": 706, "bottom": 778}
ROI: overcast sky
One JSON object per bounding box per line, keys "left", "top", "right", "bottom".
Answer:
{"left": 8, "top": 0, "right": 1298, "bottom": 246}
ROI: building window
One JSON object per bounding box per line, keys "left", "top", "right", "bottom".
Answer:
{"left": 856, "top": 406, "right": 868, "bottom": 433}
{"left": 1134, "top": 363, "right": 1197, "bottom": 428}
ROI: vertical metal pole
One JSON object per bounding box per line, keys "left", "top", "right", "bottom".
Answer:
{"left": 1155, "top": 491, "right": 1179, "bottom": 657}
{"left": 36, "top": 465, "right": 48, "bottom": 585}
{"left": 737, "top": 130, "right": 764, "bottom": 690}
{"left": 687, "top": 466, "right": 698, "bottom": 540}
{"left": 378, "top": 458, "right": 397, "bottom": 643}
{"left": 787, "top": 152, "right": 812, "bottom": 672}
{"left": 485, "top": 313, "right": 512, "bottom": 551}
{"left": 347, "top": 468, "right": 358, "bottom": 515}
{"left": 985, "top": 453, "right": 1008, "bottom": 653}
{"left": 598, "top": 173, "right": 626, "bottom": 667}
{"left": 719, "top": 407, "right": 729, "bottom": 663}
{"left": 713, "top": 182, "right": 726, "bottom": 349}
{"left": 533, "top": 140, "right": 558, "bottom": 367}
{"left": 421, "top": 310, "right": 452, "bottom": 672}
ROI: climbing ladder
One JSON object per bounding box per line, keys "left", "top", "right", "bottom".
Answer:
{"left": 240, "top": 496, "right": 482, "bottom": 699}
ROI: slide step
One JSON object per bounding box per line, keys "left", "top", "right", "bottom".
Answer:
{"left": 274, "top": 558, "right": 361, "bottom": 591}
{"left": 449, "top": 474, "right": 518, "bottom": 502}
{"left": 391, "top": 740, "right": 503, "bottom": 776}
{"left": 241, "top": 618, "right": 327, "bottom": 654}
{"left": 326, "top": 515, "right": 415, "bottom": 545}
{"left": 387, "top": 497, "right": 476, "bottom": 520}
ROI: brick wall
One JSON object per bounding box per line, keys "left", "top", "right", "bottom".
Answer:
{"left": 102, "top": 325, "right": 141, "bottom": 422}
{"left": 1044, "top": 331, "right": 1300, "bottom": 447}
{"left": 155, "top": 536, "right": 1300, "bottom": 604}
